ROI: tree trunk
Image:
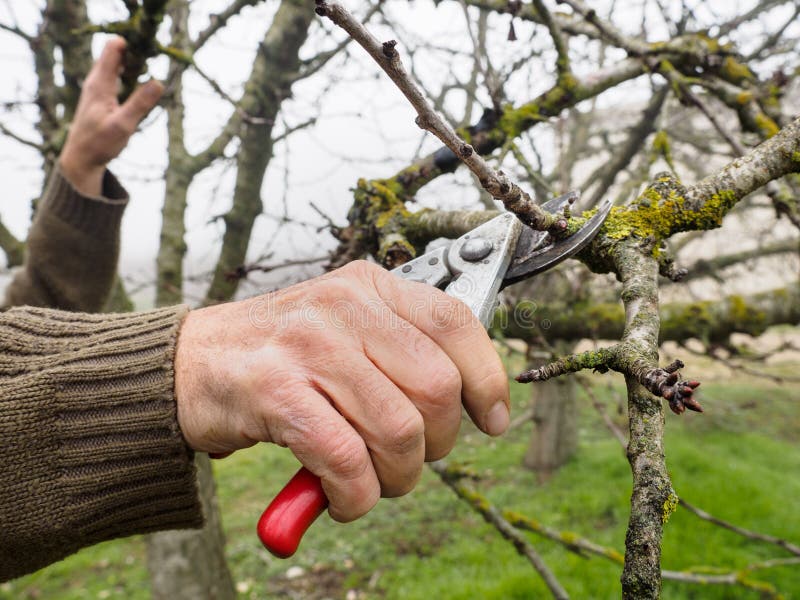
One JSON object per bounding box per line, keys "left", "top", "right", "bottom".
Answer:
{"left": 146, "top": 4, "right": 236, "bottom": 598}
{"left": 146, "top": 455, "right": 235, "bottom": 600}
{"left": 205, "top": 0, "right": 314, "bottom": 304}
{"left": 523, "top": 369, "right": 577, "bottom": 479}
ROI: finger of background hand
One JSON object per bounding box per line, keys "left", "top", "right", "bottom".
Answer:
{"left": 114, "top": 79, "right": 164, "bottom": 132}
{"left": 85, "top": 37, "right": 127, "bottom": 96}
{"left": 314, "top": 351, "right": 426, "bottom": 498}
{"left": 364, "top": 263, "right": 510, "bottom": 437}
{"left": 360, "top": 310, "right": 462, "bottom": 461}
{"left": 277, "top": 389, "right": 380, "bottom": 522}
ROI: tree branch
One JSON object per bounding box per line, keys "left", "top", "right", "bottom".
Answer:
{"left": 678, "top": 499, "right": 800, "bottom": 557}
{"left": 192, "top": 0, "right": 264, "bottom": 51}
{"left": 315, "top": 0, "right": 566, "bottom": 232}
{"left": 430, "top": 461, "right": 569, "bottom": 599}
{"left": 0, "top": 218, "right": 24, "bottom": 267}
{"left": 497, "top": 286, "right": 800, "bottom": 344}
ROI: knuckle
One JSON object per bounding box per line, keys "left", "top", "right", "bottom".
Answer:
{"left": 316, "top": 275, "right": 360, "bottom": 306}
{"left": 342, "top": 259, "right": 379, "bottom": 277}
{"left": 341, "top": 260, "right": 386, "bottom": 288}
{"left": 82, "top": 76, "right": 100, "bottom": 96}
{"left": 385, "top": 410, "right": 425, "bottom": 458}
{"left": 405, "top": 349, "right": 462, "bottom": 409}
{"left": 263, "top": 380, "right": 315, "bottom": 443}
{"left": 325, "top": 434, "right": 369, "bottom": 482}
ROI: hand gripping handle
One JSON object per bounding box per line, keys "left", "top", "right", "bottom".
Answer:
{"left": 257, "top": 467, "right": 328, "bottom": 558}
{"left": 257, "top": 214, "right": 521, "bottom": 557}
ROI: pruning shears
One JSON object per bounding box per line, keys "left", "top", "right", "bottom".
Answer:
{"left": 257, "top": 193, "right": 613, "bottom": 558}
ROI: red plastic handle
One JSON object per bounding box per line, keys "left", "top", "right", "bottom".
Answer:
{"left": 257, "top": 466, "right": 328, "bottom": 558}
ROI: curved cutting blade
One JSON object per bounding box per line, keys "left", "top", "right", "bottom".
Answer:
{"left": 501, "top": 196, "right": 612, "bottom": 289}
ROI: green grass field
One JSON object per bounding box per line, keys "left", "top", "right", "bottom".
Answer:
{"left": 3, "top": 357, "right": 799, "bottom": 599}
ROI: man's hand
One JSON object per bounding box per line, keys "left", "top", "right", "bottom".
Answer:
{"left": 59, "top": 37, "right": 163, "bottom": 197}
{"left": 174, "top": 261, "right": 510, "bottom": 523}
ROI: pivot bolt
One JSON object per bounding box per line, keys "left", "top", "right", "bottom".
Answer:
{"left": 459, "top": 237, "right": 493, "bottom": 261}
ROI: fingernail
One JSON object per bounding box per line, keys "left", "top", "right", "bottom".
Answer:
{"left": 485, "top": 402, "right": 509, "bottom": 436}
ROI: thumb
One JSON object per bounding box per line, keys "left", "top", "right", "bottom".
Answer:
{"left": 115, "top": 79, "right": 164, "bottom": 132}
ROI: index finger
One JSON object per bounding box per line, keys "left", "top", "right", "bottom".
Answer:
{"left": 84, "top": 37, "right": 127, "bottom": 96}
{"left": 364, "top": 263, "right": 510, "bottom": 437}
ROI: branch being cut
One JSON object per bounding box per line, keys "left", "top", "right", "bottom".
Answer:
{"left": 315, "top": 0, "right": 566, "bottom": 232}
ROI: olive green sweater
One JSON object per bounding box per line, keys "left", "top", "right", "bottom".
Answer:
{"left": 0, "top": 168, "right": 202, "bottom": 582}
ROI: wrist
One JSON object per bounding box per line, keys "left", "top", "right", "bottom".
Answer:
{"left": 174, "top": 310, "right": 200, "bottom": 450}
{"left": 58, "top": 154, "right": 106, "bottom": 197}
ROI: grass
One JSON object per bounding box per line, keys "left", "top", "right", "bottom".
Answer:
{"left": 2, "top": 361, "right": 799, "bottom": 599}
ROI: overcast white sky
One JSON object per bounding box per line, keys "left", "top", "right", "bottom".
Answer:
{"left": 1, "top": 0, "right": 797, "bottom": 306}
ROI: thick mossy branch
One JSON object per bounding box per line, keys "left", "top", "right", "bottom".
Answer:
{"left": 574, "top": 116, "right": 800, "bottom": 275}
{"left": 329, "top": 177, "right": 413, "bottom": 268}
{"left": 497, "top": 286, "right": 799, "bottom": 345}
{"left": 331, "top": 176, "right": 503, "bottom": 268}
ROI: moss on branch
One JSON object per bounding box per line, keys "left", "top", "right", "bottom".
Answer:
{"left": 75, "top": 0, "right": 170, "bottom": 100}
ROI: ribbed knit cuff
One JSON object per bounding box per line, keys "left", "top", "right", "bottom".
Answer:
{"left": 0, "top": 305, "right": 202, "bottom": 579}
{"left": 41, "top": 165, "right": 129, "bottom": 239}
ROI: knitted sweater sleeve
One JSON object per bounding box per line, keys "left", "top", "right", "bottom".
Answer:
{"left": 0, "top": 304, "right": 203, "bottom": 582}
{"left": 3, "top": 165, "right": 128, "bottom": 312}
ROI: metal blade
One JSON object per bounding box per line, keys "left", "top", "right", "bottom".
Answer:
{"left": 508, "top": 190, "right": 579, "bottom": 267}
{"left": 501, "top": 197, "right": 612, "bottom": 288}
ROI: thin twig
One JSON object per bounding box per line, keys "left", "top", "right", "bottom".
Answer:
{"left": 0, "top": 121, "right": 43, "bottom": 151}
{"left": 679, "top": 499, "right": 800, "bottom": 557}
{"left": 315, "top": 0, "right": 565, "bottom": 232}
{"left": 192, "top": 0, "right": 264, "bottom": 51}
{"left": 430, "top": 461, "right": 570, "bottom": 599}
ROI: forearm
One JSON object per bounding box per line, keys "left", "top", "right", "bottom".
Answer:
{"left": 0, "top": 304, "right": 202, "bottom": 582}
{"left": 3, "top": 164, "right": 128, "bottom": 312}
